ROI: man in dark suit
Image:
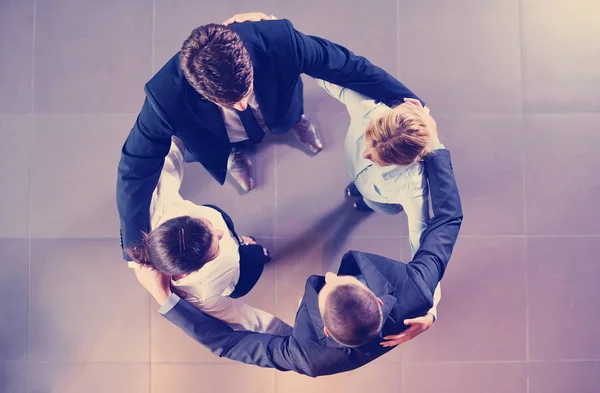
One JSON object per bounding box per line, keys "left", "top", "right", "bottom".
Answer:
{"left": 116, "top": 16, "right": 425, "bottom": 261}
{"left": 132, "top": 127, "right": 463, "bottom": 376}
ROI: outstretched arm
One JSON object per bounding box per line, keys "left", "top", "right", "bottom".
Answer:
{"left": 408, "top": 148, "right": 463, "bottom": 294}
{"left": 285, "top": 20, "right": 424, "bottom": 107}
{"left": 131, "top": 263, "right": 313, "bottom": 376}
{"left": 180, "top": 294, "right": 293, "bottom": 335}
{"left": 117, "top": 98, "right": 172, "bottom": 260}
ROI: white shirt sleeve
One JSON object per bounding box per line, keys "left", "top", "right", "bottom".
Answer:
{"left": 427, "top": 283, "right": 442, "bottom": 321}
{"left": 193, "top": 294, "right": 291, "bottom": 335}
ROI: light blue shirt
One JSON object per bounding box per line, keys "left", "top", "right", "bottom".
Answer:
{"left": 316, "top": 79, "right": 445, "bottom": 257}
{"left": 316, "top": 79, "right": 435, "bottom": 205}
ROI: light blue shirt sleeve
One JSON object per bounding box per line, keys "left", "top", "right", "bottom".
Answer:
{"left": 158, "top": 292, "right": 181, "bottom": 315}
{"left": 314, "top": 79, "right": 379, "bottom": 118}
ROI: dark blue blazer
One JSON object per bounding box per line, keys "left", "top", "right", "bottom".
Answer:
{"left": 162, "top": 149, "right": 463, "bottom": 377}
{"left": 116, "top": 19, "right": 423, "bottom": 259}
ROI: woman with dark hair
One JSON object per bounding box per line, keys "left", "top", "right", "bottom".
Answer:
{"left": 126, "top": 137, "right": 289, "bottom": 334}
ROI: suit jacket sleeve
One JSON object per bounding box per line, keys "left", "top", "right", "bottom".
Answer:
{"left": 408, "top": 149, "right": 463, "bottom": 297}
{"left": 163, "top": 298, "right": 315, "bottom": 376}
{"left": 116, "top": 97, "right": 172, "bottom": 259}
{"left": 283, "top": 19, "right": 423, "bottom": 107}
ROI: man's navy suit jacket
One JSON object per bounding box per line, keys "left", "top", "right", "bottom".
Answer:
{"left": 162, "top": 149, "right": 463, "bottom": 377}
{"left": 116, "top": 19, "right": 423, "bottom": 258}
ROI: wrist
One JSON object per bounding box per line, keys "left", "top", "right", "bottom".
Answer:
{"left": 154, "top": 290, "right": 173, "bottom": 306}
{"left": 427, "top": 312, "right": 436, "bottom": 323}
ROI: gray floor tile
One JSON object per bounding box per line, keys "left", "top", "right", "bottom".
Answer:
{"left": 522, "top": 0, "right": 600, "bottom": 112}
{"left": 0, "top": 362, "right": 27, "bottom": 393}
{"left": 0, "top": 240, "right": 28, "bottom": 362}
{"left": 179, "top": 138, "right": 276, "bottom": 237}
{"left": 30, "top": 114, "right": 135, "bottom": 238}
{"left": 0, "top": 116, "right": 30, "bottom": 237}
{"left": 29, "top": 363, "right": 149, "bottom": 393}
{"left": 524, "top": 114, "right": 600, "bottom": 235}
{"left": 0, "top": 0, "right": 33, "bottom": 114}
{"left": 398, "top": 0, "right": 522, "bottom": 113}
{"left": 528, "top": 361, "right": 600, "bottom": 393}
{"left": 153, "top": 0, "right": 248, "bottom": 70}
{"left": 275, "top": 111, "right": 406, "bottom": 239}
{"left": 275, "top": 363, "right": 399, "bottom": 393}
{"left": 402, "top": 238, "right": 527, "bottom": 361}
{"left": 0, "top": 0, "right": 598, "bottom": 389}
{"left": 528, "top": 238, "right": 600, "bottom": 360}
{"left": 29, "top": 239, "right": 150, "bottom": 362}
{"left": 403, "top": 362, "right": 527, "bottom": 393}
{"left": 150, "top": 256, "right": 276, "bottom": 363}
{"left": 152, "top": 363, "right": 275, "bottom": 393}
{"left": 439, "top": 114, "right": 525, "bottom": 235}
{"left": 33, "top": 0, "right": 152, "bottom": 113}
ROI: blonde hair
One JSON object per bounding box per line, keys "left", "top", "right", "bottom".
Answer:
{"left": 366, "top": 106, "right": 432, "bottom": 166}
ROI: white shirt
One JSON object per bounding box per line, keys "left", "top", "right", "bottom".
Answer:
{"left": 219, "top": 93, "right": 270, "bottom": 143}
{"left": 152, "top": 203, "right": 241, "bottom": 300}
{"left": 132, "top": 142, "right": 290, "bottom": 335}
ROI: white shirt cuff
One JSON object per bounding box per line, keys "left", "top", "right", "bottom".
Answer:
{"left": 158, "top": 293, "right": 181, "bottom": 315}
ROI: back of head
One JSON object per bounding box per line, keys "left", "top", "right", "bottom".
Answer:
{"left": 180, "top": 24, "right": 253, "bottom": 106}
{"left": 125, "top": 216, "right": 214, "bottom": 275}
{"left": 322, "top": 284, "right": 383, "bottom": 347}
{"left": 367, "top": 107, "right": 432, "bottom": 166}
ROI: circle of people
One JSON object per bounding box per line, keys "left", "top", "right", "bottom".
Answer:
{"left": 118, "top": 12, "right": 463, "bottom": 377}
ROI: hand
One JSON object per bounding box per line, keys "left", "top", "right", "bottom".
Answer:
{"left": 380, "top": 313, "right": 435, "bottom": 347}
{"left": 130, "top": 262, "right": 173, "bottom": 305}
{"left": 223, "top": 12, "right": 273, "bottom": 26}
{"left": 240, "top": 235, "right": 257, "bottom": 245}
{"left": 240, "top": 235, "right": 269, "bottom": 257}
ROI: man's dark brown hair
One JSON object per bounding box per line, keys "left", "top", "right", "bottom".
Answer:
{"left": 322, "top": 284, "right": 384, "bottom": 347}
{"left": 180, "top": 24, "right": 253, "bottom": 106}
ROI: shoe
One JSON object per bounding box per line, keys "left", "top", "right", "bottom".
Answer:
{"left": 292, "top": 114, "right": 323, "bottom": 154}
{"left": 354, "top": 198, "right": 375, "bottom": 213}
{"left": 227, "top": 150, "right": 254, "bottom": 192}
{"left": 346, "top": 182, "right": 362, "bottom": 197}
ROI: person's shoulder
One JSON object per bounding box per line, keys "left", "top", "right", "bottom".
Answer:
{"left": 230, "top": 19, "right": 293, "bottom": 39}
{"left": 145, "top": 52, "right": 187, "bottom": 120}
{"left": 147, "top": 52, "right": 185, "bottom": 91}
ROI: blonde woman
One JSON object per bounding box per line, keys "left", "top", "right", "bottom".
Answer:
{"left": 316, "top": 79, "right": 441, "bottom": 257}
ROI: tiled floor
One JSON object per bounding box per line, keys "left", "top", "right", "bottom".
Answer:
{"left": 1, "top": 0, "right": 599, "bottom": 392}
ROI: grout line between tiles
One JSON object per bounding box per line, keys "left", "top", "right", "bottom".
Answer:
{"left": 3, "top": 111, "right": 600, "bottom": 118}
{"left": 517, "top": 0, "right": 531, "bottom": 385}
{"left": 151, "top": 0, "right": 156, "bottom": 76}
{"left": 16, "top": 358, "right": 600, "bottom": 365}
{"left": 149, "top": 5, "right": 156, "bottom": 391}
{"left": 148, "top": 292, "right": 152, "bottom": 391}
{"left": 396, "top": 0, "right": 401, "bottom": 78}
{"left": 27, "top": 2, "right": 36, "bottom": 392}
{"left": 19, "top": 233, "right": 600, "bottom": 242}
{"left": 30, "top": 0, "right": 36, "bottom": 115}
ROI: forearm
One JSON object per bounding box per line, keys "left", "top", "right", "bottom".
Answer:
{"left": 162, "top": 298, "right": 310, "bottom": 374}
{"left": 117, "top": 100, "right": 172, "bottom": 258}
{"left": 410, "top": 150, "right": 463, "bottom": 290}
{"left": 190, "top": 295, "right": 293, "bottom": 335}
{"left": 289, "top": 22, "right": 423, "bottom": 107}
